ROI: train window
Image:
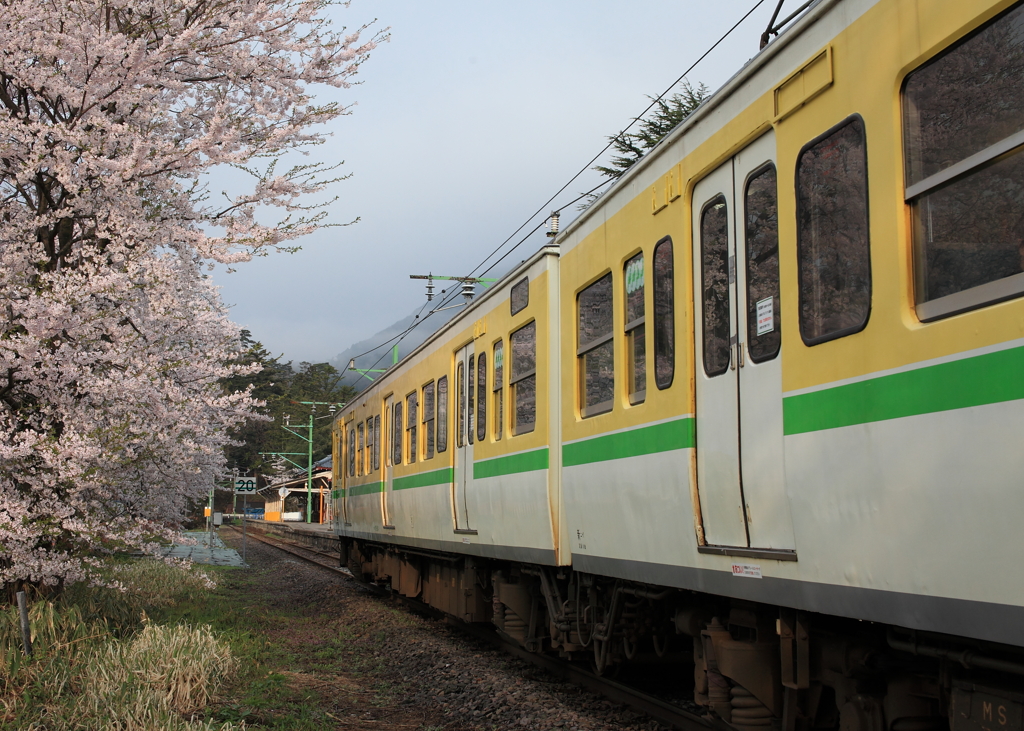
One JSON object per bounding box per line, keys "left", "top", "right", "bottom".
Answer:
{"left": 373, "top": 415, "right": 381, "bottom": 470}
{"left": 510, "top": 321, "right": 536, "bottom": 435}
{"left": 653, "top": 237, "right": 674, "bottom": 389}
{"left": 456, "top": 362, "right": 465, "bottom": 448}
{"left": 423, "top": 381, "right": 435, "bottom": 460}
{"left": 437, "top": 376, "right": 448, "bottom": 452}
{"left": 467, "top": 354, "right": 475, "bottom": 445}
{"left": 356, "top": 423, "right": 364, "bottom": 475}
{"left": 392, "top": 401, "right": 403, "bottom": 466}
{"left": 903, "top": 3, "right": 1024, "bottom": 321}
{"left": 578, "top": 273, "right": 614, "bottom": 417}
{"left": 624, "top": 253, "right": 646, "bottom": 404}
{"left": 745, "top": 164, "right": 781, "bottom": 363}
{"left": 348, "top": 427, "right": 355, "bottom": 477}
{"left": 511, "top": 277, "right": 529, "bottom": 315}
{"left": 406, "top": 392, "right": 418, "bottom": 464}
{"left": 493, "top": 341, "right": 504, "bottom": 441}
{"left": 334, "top": 429, "right": 341, "bottom": 487}
{"left": 477, "top": 353, "right": 487, "bottom": 442}
{"left": 796, "top": 116, "right": 871, "bottom": 344}
{"left": 700, "top": 197, "right": 731, "bottom": 377}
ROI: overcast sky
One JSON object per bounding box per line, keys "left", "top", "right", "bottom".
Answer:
{"left": 213, "top": 0, "right": 781, "bottom": 365}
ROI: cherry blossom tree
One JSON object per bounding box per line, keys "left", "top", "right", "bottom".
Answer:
{"left": 0, "top": 0, "right": 384, "bottom": 589}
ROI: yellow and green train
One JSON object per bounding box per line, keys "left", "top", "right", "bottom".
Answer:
{"left": 333, "top": 0, "right": 1024, "bottom": 726}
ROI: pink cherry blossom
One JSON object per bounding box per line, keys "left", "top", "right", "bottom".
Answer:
{"left": 0, "top": 0, "right": 385, "bottom": 588}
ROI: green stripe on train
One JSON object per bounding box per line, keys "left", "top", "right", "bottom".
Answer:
{"left": 562, "top": 418, "right": 695, "bottom": 467}
{"left": 783, "top": 345, "right": 1024, "bottom": 435}
{"left": 474, "top": 448, "right": 548, "bottom": 479}
{"left": 393, "top": 468, "right": 453, "bottom": 491}
{"left": 348, "top": 481, "right": 383, "bottom": 496}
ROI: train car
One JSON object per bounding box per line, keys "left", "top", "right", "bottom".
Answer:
{"left": 334, "top": 0, "right": 1024, "bottom": 729}
{"left": 333, "top": 246, "right": 567, "bottom": 618}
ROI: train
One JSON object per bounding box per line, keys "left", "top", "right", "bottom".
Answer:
{"left": 331, "top": 1, "right": 1024, "bottom": 730}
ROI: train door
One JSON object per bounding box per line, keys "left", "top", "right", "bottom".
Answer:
{"left": 342, "top": 421, "right": 350, "bottom": 524}
{"left": 691, "top": 131, "right": 795, "bottom": 551}
{"left": 383, "top": 395, "right": 395, "bottom": 528}
{"left": 453, "top": 343, "right": 473, "bottom": 532}
{"left": 337, "top": 425, "right": 348, "bottom": 525}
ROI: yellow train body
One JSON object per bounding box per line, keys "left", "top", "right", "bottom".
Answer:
{"left": 331, "top": 1, "right": 1024, "bottom": 725}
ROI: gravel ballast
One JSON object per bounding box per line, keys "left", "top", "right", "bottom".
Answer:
{"left": 221, "top": 528, "right": 677, "bottom": 730}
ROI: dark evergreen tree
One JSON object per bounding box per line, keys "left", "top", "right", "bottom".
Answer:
{"left": 581, "top": 81, "right": 710, "bottom": 210}
{"left": 288, "top": 361, "right": 355, "bottom": 461}
{"left": 221, "top": 332, "right": 355, "bottom": 482}
{"left": 596, "top": 81, "right": 710, "bottom": 179}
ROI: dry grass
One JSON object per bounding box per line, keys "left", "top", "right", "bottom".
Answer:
{"left": 0, "top": 560, "right": 241, "bottom": 730}
{"left": 70, "top": 622, "right": 239, "bottom": 730}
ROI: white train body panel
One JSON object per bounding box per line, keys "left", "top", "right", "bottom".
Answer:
{"left": 333, "top": 0, "right": 1024, "bottom": 653}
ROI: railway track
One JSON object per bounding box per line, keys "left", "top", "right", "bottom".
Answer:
{"left": 230, "top": 526, "right": 349, "bottom": 575}
{"left": 228, "top": 525, "right": 714, "bottom": 731}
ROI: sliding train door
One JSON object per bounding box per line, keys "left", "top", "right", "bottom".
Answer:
{"left": 453, "top": 344, "right": 474, "bottom": 532}
{"left": 342, "top": 421, "right": 350, "bottom": 524}
{"left": 383, "top": 394, "right": 395, "bottom": 528}
{"left": 692, "top": 131, "right": 795, "bottom": 552}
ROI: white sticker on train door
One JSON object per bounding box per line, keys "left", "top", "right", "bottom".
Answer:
{"left": 756, "top": 297, "right": 774, "bottom": 335}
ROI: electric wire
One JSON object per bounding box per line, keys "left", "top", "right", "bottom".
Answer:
{"left": 463, "top": 0, "right": 769, "bottom": 281}
{"left": 349, "top": 176, "right": 617, "bottom": 381}
{"left": 346, "top": 0, "right": 771, "bottom": 383}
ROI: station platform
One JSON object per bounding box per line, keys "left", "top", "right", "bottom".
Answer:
{"left": 162, "top": 530, "right": 246, "bottom": 567}
{"left": 243, "top": 519, "right": 340, "bottom": 554}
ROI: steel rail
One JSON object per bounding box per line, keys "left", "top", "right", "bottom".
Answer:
{"left": 454, "top": 619, "right": 713, "bottom": 731}
{"left": 228, "top": 526, "right": 713, "bottom": 731}
{"left": 226, "top": 526, "right": 349, "bottom": 576}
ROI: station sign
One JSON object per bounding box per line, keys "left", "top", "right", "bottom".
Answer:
{"left": 234, "top": 476, "right": 258, "bottom": 494}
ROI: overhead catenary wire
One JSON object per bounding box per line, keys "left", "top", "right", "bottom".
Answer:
{"left": 347, "top": 0, "right": 771, "bottom": 382}
{"left": 463, "top": 0, "right": 770, "bottom": 282}
{"left": 349, "top": 178, "right": 621, "bottom": 380}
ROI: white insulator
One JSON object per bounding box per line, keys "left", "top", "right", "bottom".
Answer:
{"left": 547, "top": 211, "right": 561, "bottom": 237}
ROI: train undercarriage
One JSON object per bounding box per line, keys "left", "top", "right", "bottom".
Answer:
{"left": 342, "top": 539, "right": 1024, "bottom": 731}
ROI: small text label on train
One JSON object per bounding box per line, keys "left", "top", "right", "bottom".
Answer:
{"left": 756, "top": 298, "right": 775, "bottom": 335}
{"left": 731, "top": 563, "right": 763, "bottom": 579}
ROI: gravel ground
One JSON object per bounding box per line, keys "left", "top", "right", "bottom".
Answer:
{"left": 221, "top": 528, "right": 676, "bottom": 731}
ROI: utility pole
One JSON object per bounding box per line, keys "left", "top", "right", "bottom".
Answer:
{"left": 347, "top": 344, "right": 399, "bottom": 382}
{"left": 207, "top": 483, "right": 214, "bottom": 545}
{"left": 267, "top": 400, "right": 342, "bottom": 523}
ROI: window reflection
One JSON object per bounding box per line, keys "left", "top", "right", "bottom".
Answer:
{"left": 578, "top": 274, "right": 614, "bottom": 416}
{"left": 796, "top": 117, "right": 871, "bottom": 343}
{"left": 904, "top": 4, "right": 1024, "bottom": 316}
{"left": 745, "top": 165, "right": 781, "bottom": 363}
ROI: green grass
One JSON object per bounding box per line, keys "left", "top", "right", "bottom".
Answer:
{"left": 1, "top": 549, "right": 451, "bottom": 730}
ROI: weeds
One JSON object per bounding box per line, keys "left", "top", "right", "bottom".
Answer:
{"left": 0, "top": 559, "right": 240, "bottom": 730}
{"left": 70, "top": 623, "right": 239, "bottom": 730}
